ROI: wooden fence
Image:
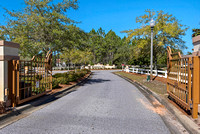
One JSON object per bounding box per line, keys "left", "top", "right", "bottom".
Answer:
{"left": 126, "top": 67, "right": 167, "bottom": 78}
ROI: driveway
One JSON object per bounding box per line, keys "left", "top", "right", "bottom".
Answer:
{"left": 0, "top": 70, "right": 170, "bottom": 134}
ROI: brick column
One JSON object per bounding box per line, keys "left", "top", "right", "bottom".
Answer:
{"left": 0, "top": 40, "right": 19, "bottom": 113}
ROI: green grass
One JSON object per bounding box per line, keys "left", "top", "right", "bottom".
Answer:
{"left": 114, "top": 71, "right": 167, "bottom": 95}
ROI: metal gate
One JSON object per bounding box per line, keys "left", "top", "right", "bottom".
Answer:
{"left": 167, "top": 46, "right": 200, "bottom": 118}
{"left": 9, "top": 50, "right": 52, "bottom": 106}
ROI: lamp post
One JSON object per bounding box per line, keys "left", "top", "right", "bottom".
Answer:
{"left": 150, "top": 18, "right": 155, "bottom": 81}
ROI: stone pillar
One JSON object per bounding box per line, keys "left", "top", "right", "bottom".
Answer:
{"left": 192, "top": 35, "right": 200, "bottom": 56}
{"left": 0, "top": 40, "right": 19, "bottom": 113}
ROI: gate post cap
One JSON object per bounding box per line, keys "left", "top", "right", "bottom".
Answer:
{"left": 0, "top": 40, "right": 20, "bottom": 48}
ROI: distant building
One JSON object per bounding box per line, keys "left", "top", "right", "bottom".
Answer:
{"left": 85, "top": 63, "right": 116, "bottom": 69}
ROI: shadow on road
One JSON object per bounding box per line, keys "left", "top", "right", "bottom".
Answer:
{"left": 17, "top": 89, "right": 77, "bottom": 109}
{"left": 85, "top": 78, "right": 111, "bottom": 85}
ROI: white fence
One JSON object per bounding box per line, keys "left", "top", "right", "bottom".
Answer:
{"left": 124, "top": 67, "right": 167, "bottom": 78}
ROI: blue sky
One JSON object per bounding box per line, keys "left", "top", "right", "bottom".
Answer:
{"left": 0, "top": 0, "right": 200, "bottom": 53}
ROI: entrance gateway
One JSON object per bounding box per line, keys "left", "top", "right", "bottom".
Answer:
{"left": 0, "top": 40, "right": 52, "bottom": 113}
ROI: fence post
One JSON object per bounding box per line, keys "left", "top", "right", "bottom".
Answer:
{"left": 12, "top": 60, "right": 16, "bottom": 107}
{"left": 156, "top": 70, "right": 158, "bottom": 76}
{"left": 16, "top": 60, "right": 19, "bottom": 103}
{"left": 164, "top": 70, "right": 167, "bottom": 78}
{"left": 188, "top": 57, "right": 192, "bottom": 107}
{"left": 192, "top": 56, "right": 200, "bottom": 119}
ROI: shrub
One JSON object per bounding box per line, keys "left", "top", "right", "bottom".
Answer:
{"left": 52, "top": 69, "right": 90, "bottom": 86}
{"left": 52, "top": 78, "right": 60, "bottom": 89}
{"left": 57, "top": 77, "right": 69, "bottom": 84}
{"left": 68, "top": 71, "right": 75, "bottom": 75}
{"left": 81, "top": 69, "right": 91, "bottom": 73}
{"left": 80, "top": 72, "right": 85, "bottom": 77}
{"left": 75, "top": 72, "right": 82, "bottom": 78}
{"left": 63, "top": 72, "right": 69, "bottom": 78}
{"left": 76, "top": 69, "right": 81, "bottom": 72}
{"left": 82, "top": 70, "right": 87, "bottom": 75}
{"left": 52, "top": 73, "right": 63, "bottom": 78}
{"left": 68, "top": 74, "right": 77, "bottom": 82}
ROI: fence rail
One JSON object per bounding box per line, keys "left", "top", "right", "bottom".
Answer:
{"left": 124, "top": 67, "right": 167, "bottom": 78}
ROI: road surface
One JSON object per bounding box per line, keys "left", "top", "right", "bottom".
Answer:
{"left": 52, "top": 70, "right": 69, "bottom": 75}
{"left": 0, "top": 70, "right": 171, "bottom": 134}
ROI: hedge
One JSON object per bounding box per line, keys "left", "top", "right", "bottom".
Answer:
{"left": 52, "top": 69, "right": 90, "bottom": 89}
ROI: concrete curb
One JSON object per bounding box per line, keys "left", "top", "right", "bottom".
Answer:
{"left": 114, "top": 73, "right": 200, "bottom": 134}
{"left": 0, "top": 72, "right": 92, "bottom": 123}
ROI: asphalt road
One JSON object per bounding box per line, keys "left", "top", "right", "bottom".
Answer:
{"left": 52, "top": 70, "right": 69, "bottom": 75}
{"left": 0, "top": 70, "right": 171, "bottom": 134}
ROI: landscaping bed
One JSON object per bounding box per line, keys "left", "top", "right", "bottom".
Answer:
{"left": 51, "top": 69, "right": 91, "bottom": 92}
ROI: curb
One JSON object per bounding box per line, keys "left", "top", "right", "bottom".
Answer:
{"left": 114, "top": 73, "right": 200, "bottom": 134}
{"left": 0, "top": 72, "right": 92, "bottom": 124}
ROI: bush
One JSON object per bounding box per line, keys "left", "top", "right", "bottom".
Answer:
{"left": 76, "top": 69, "right": 81, "bottom": 72}
{"left": 52, "top": 73, "right": 63, "bottom": 78}
{"left": 52, "top": 78, "right": 60, "bottom": 89}
{"left": 75, "top": 72, "right": 82, "bottom": 78}
{"left": 81, "top": 69, "right": 91, "bottom": 73}
{"left": 63, "top": 72, "right": 69, "bottom": 78}
{"left": 80, "top": 72, "right": 85, "bottom": 77}
{"left": 68, "top": 74, "right": 77, "bottom": 82}
{"left": 68, "top": 71, "right": 75, "bottom": 75}
{"left": 57, "top": 77, "right": 69, "bottom": 84}
{"left": 52, "top": 69, "right": 90, "bottom": 86}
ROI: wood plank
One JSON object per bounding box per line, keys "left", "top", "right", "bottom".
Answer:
{"left": 168, "top": 91, "right": 190, "bottom": 110}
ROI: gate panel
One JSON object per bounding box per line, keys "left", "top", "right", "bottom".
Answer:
{"left": 11, "top": 50, "right": 52, "bottom": 105}
{"left": 167, "top": 46, "right": 200, "bottom": 118}
{"left": 167, "top": 47, "right": 192, "bottom": 110}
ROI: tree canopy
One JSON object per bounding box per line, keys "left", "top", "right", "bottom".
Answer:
{"left": 122, "top": 9, "right": 188, "bottom": 68}
{"left": 0, "top": 4, "right": 189, "bottom": 69}
{"left": 0, "top": 0, "right": 79, "bottom": 58}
